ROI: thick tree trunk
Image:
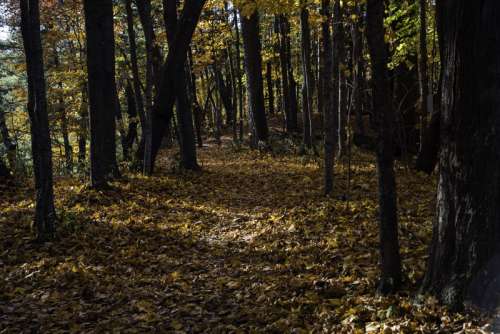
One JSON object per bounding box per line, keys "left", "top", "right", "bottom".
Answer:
{"left": 20, "top": 0, "right": 57, "bottom": 241}
{"left": 422, "top": 0, "right": 500, "bottom": 310}
{"left": 84, "top": 0, "right": 119, "bottom": 188}
{"left": 300, "top": 3, "right": 313, "bottom": 149}
{"left": 240, "top": 8, "right": 269, "bottom": 146}
{"left": 366, "top": 0, "right": 402, "bottom": 293}
{"left": 321, "top": 0, "right": 336, "bottom": 195}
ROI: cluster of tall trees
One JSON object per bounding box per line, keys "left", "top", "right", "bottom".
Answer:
{"left": 2, "top": 0, "right": 500, "bottom": 311}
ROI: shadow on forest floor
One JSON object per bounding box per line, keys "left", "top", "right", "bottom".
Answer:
{"left": 0, "top": 137, "right": 489, "bottom": 332}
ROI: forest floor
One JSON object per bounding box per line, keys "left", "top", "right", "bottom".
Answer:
{"left": 0, "top": 136, "right": 491, "bottom": 333}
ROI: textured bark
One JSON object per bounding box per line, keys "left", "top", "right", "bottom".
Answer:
{"left": 84, "top": 0, "right": 119, "bottom": 187}
{"left": 233, "top": 9, "right": 244, "bottom": 142}
{"left": 422, "top": 0, "right": 500, "bottom": 310}
{"left": 321, "top": 0, "right": 336, "bottom": 195}
{"left": 20, "top": 0, "right": 57, "bottom": 241}
{"left": 300, "top": 3, "right": 313, "bottom": 149}
{"left": 240, "top": 9, "right": 269, "bottom": 146}
{"left": 366, "top": 0, "right": 402, "bottom": 293}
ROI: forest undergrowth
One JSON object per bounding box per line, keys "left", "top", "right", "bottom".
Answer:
{"left": 0, "top": 138, "right": 489, "bottom": 333}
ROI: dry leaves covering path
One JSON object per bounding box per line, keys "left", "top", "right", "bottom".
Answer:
{"left": 0, "top": 140, "right": 487, "bottom": 333}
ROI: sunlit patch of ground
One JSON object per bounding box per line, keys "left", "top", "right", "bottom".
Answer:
{"left": 0, "top": 138, "right": 488, "bottom": 333}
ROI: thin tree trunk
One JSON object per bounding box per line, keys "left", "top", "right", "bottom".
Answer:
{"left": 20, "top": 0, "right": 57, "bottom": 241}
{"left": 266, "top": 61, "right": 274, "bottom": 115}
{"left": 0, "top": 94, "right": 16, "bottom": 171}
{"left": 321, "top": 0, "right": 337, "bottom": 195}
{"left": 418, "top": 0, "right": 429, "bottom": 152}
{"left": 78, "top": 83, "right": 88, "bottom": 167}
{"left": 300, "top": 2, "right": 313, "bottom": 149}
{"left": 233, "top": 9, "right": 244, "bottom": 142}
{"left": 366, "top": 0, "right": 402, "bottom": 293}
{"left": 351, "top": 5, "right": 365, "bottom": 136}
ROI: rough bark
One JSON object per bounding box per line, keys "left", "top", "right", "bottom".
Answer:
{"left": 240, "top": 8, "right": 269, "bottom": 146}
{"left": 422, "top": 0, "right": 500, "bottom": 310}
{"left": 84, "top": 0, "right": 119, "bottom": 187}
{"left": 366, "top": 0, "right": 402, "bottom": 293}
{"left": 20, "top": 0, "right": 57, "bottom": 241}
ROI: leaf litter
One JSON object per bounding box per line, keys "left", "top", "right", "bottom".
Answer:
{"left": 0, "top": 141, "right": 491, "bottom": 333}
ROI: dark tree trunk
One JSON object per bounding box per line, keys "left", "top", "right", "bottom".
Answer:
{"left": 240, "top": 8, "right": 269, "bottom": 146}
{"left": 322, "top": 0, "right": 337, "bottom": 195}
{"left": 0, "top": 94, "right": 16, "bottom": 171}
{"left": 351, "top": 5, "right": 365, "bottom": 136}
{"left": 422, "top": 0, "right": 500, "bottom": 310}
{"left": 20, "top": 0, "right": 57, "bottom": 241}
{"left": 335, "top": 0, "right": 347, "bottom": 157}
{"left": 124, "top": 81, "right": 138, "bottom": 158}
{"left": 78, "top": 83, "right": 88, "bottom": 167}
{"left": 233, "top": 9, "right": 244, "bottom": 142}
{"left": 137, "top": 0, "right": 157, "bottom": 175}
{"left": 214, "top": 65, "right": 234, "bottom": 125}
{"left": 277, "top": 15, "right": 295, "bottom": 133}
{"left": 125, "top": 0, "right": 147, "bottom": 162}
{"left": 366, "top": 0, "right": 402, "bottom": 293}
{"left": 266, "top": 61, "right": 274, "bottom": 115}
{"left": 300, "top": 3, "right": 313, "bottom": 149}
{"left": 418, "top": 0, "right": 429, "bottom": 152}
{"left": 187, "top": 50, "right": 204, "bottom": 148}
{"left": 84, "top": 0, "right": 119, "bottom": 188}
{"left": 148, "top": 0, "right": 206, "bottom": 172}
{"left": 163, "top": 0, "right": 199, "bottom": 170}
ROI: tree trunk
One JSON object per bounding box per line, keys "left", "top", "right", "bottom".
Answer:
{"left": 366, "top": 0, "right": 402, "bottom": 293}
{"left": 300, "top": 3, "right": 313, "bottom": 149}
{"left": 214, "top": 65, "right": 234, "bottom": 126}
{"left": 418, "top": 0, "right": 429, "bottom": 152}
{"left": 351, "top": 5, "right": 365, "bottom": 136}
{"left": 0, "top": 94, "right": 16, "bottom": 171}
{"left": 266, "top": 61, "right": 274, "bottom": 115}
{"left": 147, "top": 0, "right": 205, "bottom": 172}
{"left": 78, "top": 83, "right": 88, "bottom": 167}
{"left": 240, "top": 8, "right": 269, "bottom": 146}
{"left": 322, "top": 0, "right": 337, "bottom": 195}
{"left": 335, "top": 0, "right": 347, "bottom": 157}
{"left": 20, "top": 0, "right": 57, "bottom": 241}
{"left": 233, "top": 9, "right": 244, "bottom": 142}
{"left": 84, "top": 0, "right": 119, "bottom": 188}
{"left": 163, "top": 0, "right": 199, "bottom": 170}
{"left": 422, "top": 0, "right": 500, "bottom": 310}
{"left": 124, "top": 81, "right": 138, "bottom": 159}
{"left": 125, "top": 0, "right": 147, "bottom": 163}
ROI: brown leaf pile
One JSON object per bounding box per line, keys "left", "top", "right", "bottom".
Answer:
{"left": 0, "top": 141, "right": 490, "bottom": 333}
